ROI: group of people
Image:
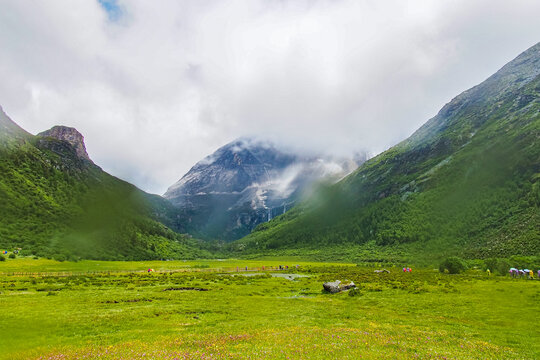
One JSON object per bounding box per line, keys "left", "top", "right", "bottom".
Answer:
{"left": 402, "top": 267, "right": 412, "bottom": 272}
{"left": 265, "top": 264, "right": 299, "bottom": 270}
{"left": 508, "top": 268, "right": 538, "bottom": 279}
{"left": 235, "top": 264, "right": 300, "bottom": 272}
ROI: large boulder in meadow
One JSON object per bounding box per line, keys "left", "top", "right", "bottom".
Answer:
{"left": 323, "top": 280, "right": 356, "bottom": 293}
{"left": 323, "top": 280, "right": 341, "bottom": 293}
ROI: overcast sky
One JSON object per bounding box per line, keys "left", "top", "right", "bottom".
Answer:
{"left": 1, "top": 0, "right": 539, "bottom": 194}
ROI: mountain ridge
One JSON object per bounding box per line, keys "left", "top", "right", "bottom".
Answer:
{"left": 235, "top": 42, "right": 540, "bottom": 261}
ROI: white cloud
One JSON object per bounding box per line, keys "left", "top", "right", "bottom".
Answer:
{"left": 0, "top": 0, "right": 539, "bottom": 194}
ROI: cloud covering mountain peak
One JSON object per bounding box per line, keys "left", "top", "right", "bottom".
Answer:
{"left": 1, "top": 1, "right": 539, "bottom": 193}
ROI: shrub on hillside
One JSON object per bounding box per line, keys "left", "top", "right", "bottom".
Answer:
{"left": 0, "top": 255, "right": 5, "bottom": 261}
{"left": 509, "top": 255, "right": 540, "bottom": 270}
{"left": 8, "top": 253, "right": 16, "bottom": 259}
{"left": 484, "top": 258, "right": 512, "bottom": 275}
{"left": 53, "top": 254, "right": 66, "bottom": 262}
{"left": 439, "top": 257, "right": 466, "bottom": 274}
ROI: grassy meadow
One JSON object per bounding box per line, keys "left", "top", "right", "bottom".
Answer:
{"left": 1, "top": 258, "right": 539, "bottom": 359}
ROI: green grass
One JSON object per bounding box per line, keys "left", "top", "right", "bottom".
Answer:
{"left": 0, "top": 257, "right": 351, "bottom": 273}
{"left": 1, "top": 258, "right": 538, "bottom": 359}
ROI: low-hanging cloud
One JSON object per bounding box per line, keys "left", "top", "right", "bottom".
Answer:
{"left": 1, "top": 0, "right": 539, "bottom": 194}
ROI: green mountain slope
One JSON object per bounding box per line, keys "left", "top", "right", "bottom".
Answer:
{"left": 238, "top": 42, "right": 540, "bottom": 260}
{"left": 0, "top": 108, "right": 207, "bottom": 260}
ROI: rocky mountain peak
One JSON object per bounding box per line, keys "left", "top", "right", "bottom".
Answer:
{"left": 38, "top": 126, "right": 90, "bottom": 160}
{"left": 163, "top": 136, "right": 367, "bottom": 240}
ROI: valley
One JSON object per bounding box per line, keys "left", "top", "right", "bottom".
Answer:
{"left": 0, "top": 14, "right": 538, "bottom": 359}
{"left": 3, "top": 42, "right": 539, "bottom": 264}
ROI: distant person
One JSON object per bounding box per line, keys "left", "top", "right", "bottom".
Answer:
{"left": 509, "top": 268, "right": 517, "bottom": 278}
{"left": 537, "top": 270, "right": 540, "bottom": 279}
{"left": 486, "top": 269, "right": 491, "bottom": 276}
{"left": 403, "top": 268, "right": 406, "bottom": 272}
{"left": 529, "top": 270, "right": 534, "bottom": 279}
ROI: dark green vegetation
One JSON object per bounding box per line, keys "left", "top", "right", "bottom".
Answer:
{"left": 439, "top": 256, "right": 467, "bottom": 274}
{"left": 0, "top": 109, "right": 208, "bottom": 260}
{"left": 1, "top": 259, "right": 538, "bottom": 359}
{"left": 238, "top": 42, "right": 540, "bottom": 261}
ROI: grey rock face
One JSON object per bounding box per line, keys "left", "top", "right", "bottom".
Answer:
{"left": 164, "top": 137, "right": 366, "bottom": 240}
{"left": 38, "top": 126, "right": 91, "bottom": 161}
{"left": 165, "top": 138, "right": 297, "bottom": 199}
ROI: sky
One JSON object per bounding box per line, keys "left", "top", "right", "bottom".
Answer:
{"left": 1, "top": 0, "right": 539, "bottom": 195}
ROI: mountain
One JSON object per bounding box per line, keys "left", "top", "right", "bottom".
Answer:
{"left": 236, "top": 42, "right": 540, "bottom": 261}
{"left": 0, "top": 108, "right": 207, "bottom": 260}
{"left": 164, "top": 138, "right": 365, "bottom": 241}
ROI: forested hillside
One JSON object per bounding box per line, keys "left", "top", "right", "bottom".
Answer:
{"left": 237, "top": 42, "right": 540, "bottom": 260}
{"left": 0, "top": 108, "right": 208, "bottom": 260}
